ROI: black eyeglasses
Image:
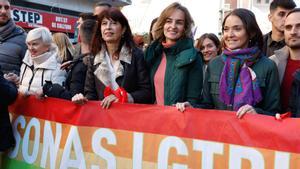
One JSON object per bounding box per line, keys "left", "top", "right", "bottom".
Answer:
{"left": 0, "top": 5, "right": 10, "bottom": 10}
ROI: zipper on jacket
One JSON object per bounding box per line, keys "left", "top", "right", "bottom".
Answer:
{"left": 20, "top": 65, "right": 28, "bottom": 85}
{"left": 27, "top": 68, "right": 39, "bottom": 92}
{"left": 41, "top": 69, "right": 45, "bottom": 86}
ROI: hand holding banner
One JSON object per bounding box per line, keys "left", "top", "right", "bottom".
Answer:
{"left": 3, "top": 96, "right": 300, "bottom": 169}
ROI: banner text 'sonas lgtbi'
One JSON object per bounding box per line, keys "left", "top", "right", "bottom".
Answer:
{"left": 4, "top": 97, "right": 300, "bottom": 169}
{"left": 7, "top": 114, "right": 299, "bottom": 169}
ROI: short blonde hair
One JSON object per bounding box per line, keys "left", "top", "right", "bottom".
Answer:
{"left": 26, "top": 27, "right": 53, "bottom": 46}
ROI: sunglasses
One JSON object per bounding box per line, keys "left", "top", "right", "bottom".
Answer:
{"left": 0, "top": 5, "right": 10, "bottom": 10}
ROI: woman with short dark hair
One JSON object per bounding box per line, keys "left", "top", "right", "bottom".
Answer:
{"left": 195, "top": 33, "right": 221, "bottom": 64}
{"left": 195, "top": 33, "right": 221, "bottom": 79}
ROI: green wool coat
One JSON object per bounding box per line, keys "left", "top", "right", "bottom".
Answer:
{"left": 200, "top": 55, "right": 281, "bottom": 116}
{"left": 144, "top": 38, "right": 203, "bottom": 106}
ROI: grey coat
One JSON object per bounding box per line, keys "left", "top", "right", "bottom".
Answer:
{"left": 0, "top": 25, "right": 27, "bottom": 74}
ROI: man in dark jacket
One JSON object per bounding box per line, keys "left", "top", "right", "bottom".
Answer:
{"left": 262, "top": 0, "right": 296, "bottom": 57}
{"left": 73, "top": 13, "right": 97, "bottom": 57}
{"left": 0, "top": 0, "right": 27, "bottom": 74}
{"left": 43, "top": 19, "right": 97, "bottom": 100}
{"left": 0, "top": 67, "right": 18, "bottom": 166}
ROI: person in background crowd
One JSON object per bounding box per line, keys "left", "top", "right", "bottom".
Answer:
{"left": 72, "top": 8, "right": 151, "bottom": 108}
{"left": 16, "top": 27, "right": 66, "bottom": 97}
{"left": 269, "top": 8, "right": 300, "bottom": 115}
{"left": 52, "top": 32, "right": 75, "bottom": 63}
{"left": 74, "top": 13, "right": 97, "bottom": 57}
{"left": 148, "top": 17, "right": 158, "bottom": 45}
{"left": 144, "top": 2, "right": 203, "bottom": 112}
{"left": 262, "top": 0, "right": 296, "bottom": 57}
{"left": 43, "top": 19, "right": 98, "bottom": 100}
{"left": 0, "top": 0, "right": 26, "bottom": 77}
{"left": 94, "top": 1, "right": 112, "bottom": 16}
{"left": 76, "top": 13, "right": 97, "bottom": 31}
{"left": 195, "top": 33, "right": 221, "bottom": 78}
{"left": 133, "top": 34, "right": 145, "bottom": 50}
{"left": 0, "top": 67, "right": 18, "bottom": 167}
{"left": 200, "top": 8, "right": 280, "bottom": 118}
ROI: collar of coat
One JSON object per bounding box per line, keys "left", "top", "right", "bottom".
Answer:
{"left": 22, "top": 46, "right": 59, "bottom": 70}
{"left": 266, "top": 31, "right": 285, "bottom": 47}
{"left": 147, "top": 37, "right": 198, "bottom": 68}
{"left": 273, "top": 46, "right": 289, "bottom": 61}
{"left": 93, "top": 44, "right": 132, "bottom": 87}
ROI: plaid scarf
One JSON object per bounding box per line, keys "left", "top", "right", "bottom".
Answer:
{"left": 219, "top": 47, "right": 262, "bottom": 110}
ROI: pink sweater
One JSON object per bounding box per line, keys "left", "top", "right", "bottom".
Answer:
{"left": 154, "top": 53, "right": 166, "bottom": 105}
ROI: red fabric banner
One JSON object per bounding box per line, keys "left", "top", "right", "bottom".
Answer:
{"left": 9, "top": 96, "right": 300, "bottom": 154}
{"left": 4, "top": 96, "right": 300, "bottom": 169}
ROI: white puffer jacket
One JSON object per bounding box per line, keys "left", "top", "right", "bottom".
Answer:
{"left": 19, "top": 49, "right": 66, "bottom": 93}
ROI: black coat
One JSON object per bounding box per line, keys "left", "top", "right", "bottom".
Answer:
{"left": 0, "top": 69, "right": 17, "bottom": 151}
{"left": 43, "top": 54, "right": 89, "bottom": 100}
{"left": 84, "top": 47, "right": 152, "bottom": 103}
{"left": 290, "top": 70, "right": 300, "bottom": 117}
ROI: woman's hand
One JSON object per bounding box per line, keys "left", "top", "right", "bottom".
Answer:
{"left": 175, "top": 101, "right": 192, "bottom": 112}
{"left": 101, "top": 94, "right": 118, "bottom": 109}
{"left": 60, "top": 60, "right": 73, "bottom": 70}
{"left": 72, "top": 93, "right": 88, "bottom": 105}
{"left": 4, "top": 72, "right": 19, "bottom": 85}
{"left": 20, "top": 89, "right": 44, "bottom": 99}
{"left": 33, "top": 88, "right": 45, "bottom": 100}
{"left": 236, "top": 104, "right": 257, "bottom": 119}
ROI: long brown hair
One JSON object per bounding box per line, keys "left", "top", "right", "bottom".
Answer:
{"left": 154, "top": 2, "right": 194, "bottom": 42}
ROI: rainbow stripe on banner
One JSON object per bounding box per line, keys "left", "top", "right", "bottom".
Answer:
{"left": 3, "top": 96, "right": 300, "bottom": 169}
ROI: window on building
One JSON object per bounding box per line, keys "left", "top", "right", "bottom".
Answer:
{"left": 257, "top": 0, "right": 261, "bottom": 3}
{"left": 265, "top": 0, "right": 269, "bottom": 3}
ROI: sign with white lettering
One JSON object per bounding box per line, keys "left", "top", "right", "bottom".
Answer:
{"left": 11, "top": 5, "right": 77, "bottom": 33}
{"left": 3, "top": 96, "right": 300, "bottom": 168}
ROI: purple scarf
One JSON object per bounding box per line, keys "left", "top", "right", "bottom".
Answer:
{"left": 219, "top": 47, "right": 262, "bottom": 111}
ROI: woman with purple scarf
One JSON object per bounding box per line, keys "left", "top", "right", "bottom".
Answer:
{"left": 199, "top": 8, "right": 280, "bottom": 118}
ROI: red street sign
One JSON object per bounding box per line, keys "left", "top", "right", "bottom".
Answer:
{"left": 11, "top": 5, "right": 78, "bottom": 33}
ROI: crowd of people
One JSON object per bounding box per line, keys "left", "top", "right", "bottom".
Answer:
{"left": 0, "top": 0, "right": 300, "bottom": 164}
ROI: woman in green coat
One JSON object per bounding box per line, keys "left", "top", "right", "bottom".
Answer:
{"left": 200, "top": 8, "right": 280, "bottom": 118}
{"left": 144, "top": 2, "right": 203, "bottom": 111}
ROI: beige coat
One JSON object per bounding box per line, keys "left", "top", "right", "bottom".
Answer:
{"left": 269, "top": 46, "right": 290, "bottom": 84}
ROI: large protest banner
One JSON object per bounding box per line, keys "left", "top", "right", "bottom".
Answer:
{"left": 2, "top": 96, "right": 300, "bottom": 169}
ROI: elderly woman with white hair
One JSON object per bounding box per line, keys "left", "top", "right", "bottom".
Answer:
{"left": 17, "top": 27, "right": 66, "bottom": 96}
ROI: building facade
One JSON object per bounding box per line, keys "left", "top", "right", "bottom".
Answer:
{"left": 11, "top": 0, "right": 131, "bottom": 41}
{"left": 219, "top": 0, "right": 271, "bottom": 35}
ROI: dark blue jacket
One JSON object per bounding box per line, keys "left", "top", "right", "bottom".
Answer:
{"left": 0, "top": 69, "right": 17, "bottom": 151}
{"left": 43, "top": 54, "right": 89, "bottom": 100}
{"left": 290, "top": 70, "right": 300, "bottom": 117}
